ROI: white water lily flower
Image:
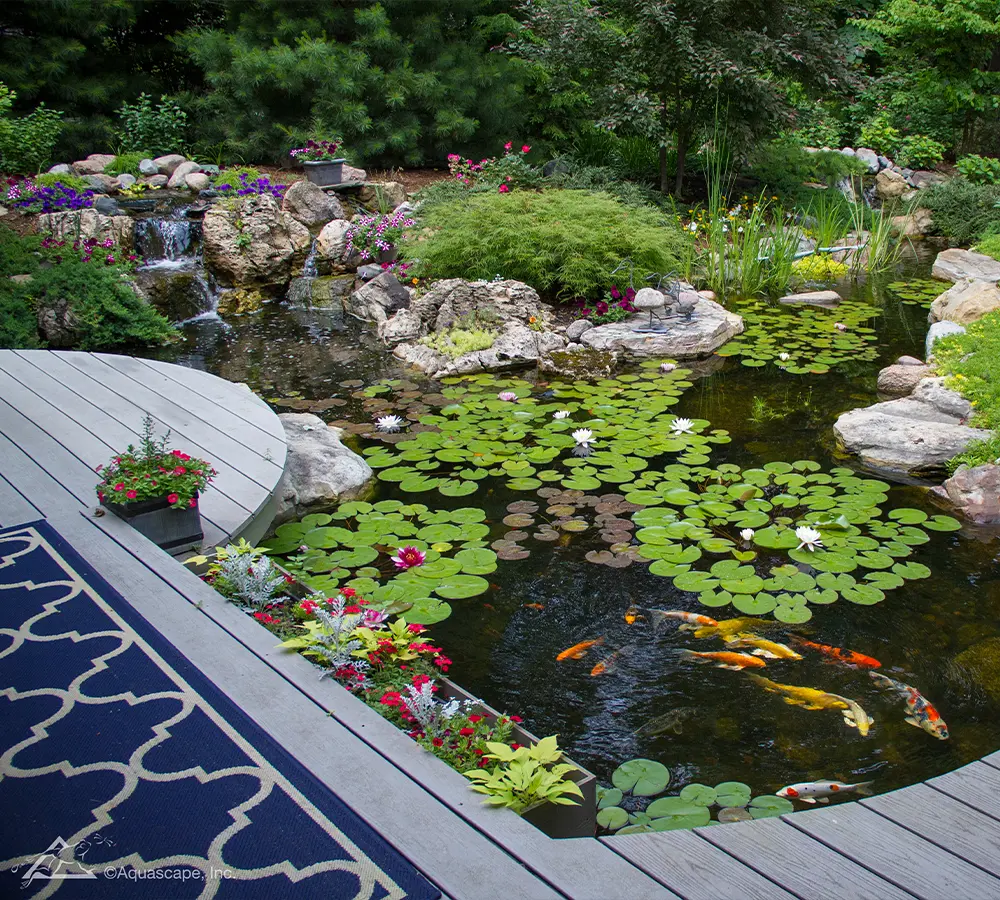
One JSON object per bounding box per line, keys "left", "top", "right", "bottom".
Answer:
{"left": 778, "top": 352, "right": 790, "bottom": 361}
{"left": 834, "top": 322, "right": 848, "bottom": 332}
{"left": 498, "top": 391, "right": 518, "bottom": 402}
{"left": 659, "top": 362, "right": 676, "bottom": 373}
{"left": 375, "top": 414, "right": 404, "bottom": 433}
{"left": 553, "top": 410, "right": 571, "bottom": 419}
{"left": 740, "top": 528, "right": 755, "bottom": 541}
{"left": 795, "top": 525, "right": 824, "bottom": 552}
{"left": 670, "top": 417, "right": 694, "bottom": 435}
{"left": 572, "top": 428, "right": 594, "bottom": 447}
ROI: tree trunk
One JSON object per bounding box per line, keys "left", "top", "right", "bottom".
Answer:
{"left": 659, "top": 91, "right": 670, "bottom": 193}
{"left": 674, "top": 126, "right": 688, "bottom": 198}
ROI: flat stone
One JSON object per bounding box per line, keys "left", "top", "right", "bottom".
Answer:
{"left": 778, "top": 290, "right": 841, "bottom": 308}
{"left": 932, "top": 464, "right": 1000, "bottom": 525}
{"left": 929, "top": 277, "right": 1000, "bottom": 325}
{"left": 896, "top": 355, "right": 925, "bottom": 366}
{"left": 909, "top": 170, "right": 947, "bottom": 189}
{"left": 579, "top": 298, "right": 744, "bottom": 359}
{"left": 833, "top": 378, "right": 990, "bottom": 475}
{"left": 877, "top": 363, "right": 932, "bottom": 396}
{"left": 565, "top": 319, "right": 594, "bottom": 341}
{"left": 342, "top": 164, "right": 368, "bottom": 182}
{"left": 926, "top": 321, "right": 966, "bottom": 358}
{"left": 274, "top": 413, "right": 373, "bottom": 523}
{"left": 154, "top": 154, "right": 188, "bottom": 176}
{"left": 144, "top": 175, "right": 168, "bottom": 187}
{"left": 540, "top": 347, "right": 619, "bottom": 378}
{"left": 931, "top": 248, "right": 1000, "bottom": 284}
{"left": 92, "top": 196, "right": 120, "bottom": 216}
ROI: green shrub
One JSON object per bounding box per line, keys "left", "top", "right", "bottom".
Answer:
{"left": 0, "top": 81, "right": 64, "bottom": 173}
{"left": 973, "top": 234, "right": 1000, "bottom": 261}
{"left": 213, "top": 166, "right": 262, "bottom": 191}
{"left": 956, "top": 155, "right": 1000, "bottom": 185}
{"left": 895, "top": 135, "right": 946, "bottom": 169}
{"left": 917, "top": 180, "right": 1000, "bottom": 244}
{"left": 934, "top": 310, "right": 1000, "bottom": 432}
{"left": 105, "top": 152, "right": 149, "bottom": 178}
{"left": 33, "top": 172, "right": 93, "bottom": 193}
{"left": 946, "top": 433, "right": 1000, "bottom": 474}
{"left": 115, "top": 93, "right": 186, "bottom": 156}
{"left": 859, "top": 116, "right": 901, "bottom": 157}
{"left": 0, "top": 286, "right": 38, "bottom": 348}
{"left": 748, "top": 137, "right": 866, "bottom": 197}
{"left": 405, "top": 190, "right": 687, "bottom": 299}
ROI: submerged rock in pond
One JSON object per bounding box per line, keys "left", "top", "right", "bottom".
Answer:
{"left": 833, "top": 378, "right": 991, "bottom": 475}
{"left": 953, "top": 638, "right": 1000, "bottom": 702}
{"left": 274, "top": 413, "right": 374, "bottom": 524}
{"left": 932, "top": 464, "right": 1000, "bottom": 525}
{"left": 931, "top": 248, "right": 1000, "bottom": 284}
{"left": 578, "top": 297, "right": 743, "bottom": 359}
{"left": 778, "top": 290, "right": 841, "bottom": 308}
{"left": 539, "top": 347, "right": 619, "bottom": 379}
{"left": 928, "top": 277, "right": 1000, "bottom": 325}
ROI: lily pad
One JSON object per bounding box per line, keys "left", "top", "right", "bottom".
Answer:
{"left": 597, "top": 807, "right": 629, "bottom": 831}
{"left": 714, "top": 781, "right": 752, "bottom": 807}
{"left": 612, "top": 759, "right": 671, "bottom": 796}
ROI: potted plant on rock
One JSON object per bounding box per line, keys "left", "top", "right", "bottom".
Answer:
{"left": 290, "top": 138, "right": 348, "bottom": 187}
{"left": 96, "top": 415, "right": 217, "bottom": 554}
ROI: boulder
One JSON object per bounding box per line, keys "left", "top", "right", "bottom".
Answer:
{"left": 877, "top": 363, "right": 932, "bottom": 396}
{"left": 579, "top": 298, "right": 744, "bottom": 359}
{"left": 83, "top": 174, "right": 117, "bottom": 193}
{"left": 274, "top": 413, "right": 373, "bottom": 523}
{"left": 168, "top": 160, "right": 202, "bottom": 189}
{"left": 840, "top": 147, "right": 856, "bottom": 156}
{"left": 282, "top": 180, "right": 344, "bottom": 228}
{"left": 932, "top": 464, "right": 1000, "bottom": 526}
{"left": 928, "top": 278, "right": 1000, "bottom": 325}
{"left": 397, "top": 278, "right": 549, "bottom": 337}
{"left": 315, "top": 219, "right": 360, "bottom": 270}
{"left": 202, "top": 192, "right": 311, "bottom": 287}
{"left": 138, "top": 158, "right": 159, "bottom": 176}
{"left": 931, "top": 249, "right": 1000, "bottom": 284}
{"left": 185, "top": 172, "right": 211, "bottom": 192}
{"left": 878, "top": 155, "right": 892, "bottom": 170}
{"left": 833, "top": 378, "right": 991, "bottom": 475}
{"left": 346, "top": 272, "right": 410, "bottom": 324}
{"left": 540, "top": 347, "right": 619, "bottom": 379}
{"left": 93, "top": 196, "right": 120, "bottom": 216}
{"left": 359, "top": 181, "right": 407, "bottom": 208}
{"left": 378, "top": 308, "right": 423, "bottom": 344}
{"left": 834, "top": 178, "right": 856, "bottom": 203}
{"left": 36, "top": 208, "right": 134, "bottom": 251}
{"left": 145, "top": 174, "right": 168, "bottom": 188}
{"left": 357, "top": 264, "right": 383, "bottom": 281}
{"left": 926, "top": 321, "right": 966, "bottom": 358}
{"left": 890, "top": 208, "right": 933, "bottom": 237}
{"left": 286, "top": 275, "right": 354, "bottom": 312}
{"left": 72, "top": 154, "right": 116, "bottom": 175}
{"left": 116, "top": 173, "right": 137, "bottom": 189}
{"left": 953, "top": 639, "right": 1000, "bottom": 702}
{"left": 154, "top": 154, "right": 188, "bottom": 176}
{"left": 897, "top": 355, "right": 925, "bottom": 366}
{"left": 909, "top": 170, "right": 947, "bottom": 190}
{"left": 47, "top": 163, "right": 74, "bottom": 176}
{"left": 133, "top": 263, "right": 214, "bottom": 322}
{"left": 565, "top": 319, "right": 594, "bottom": 342}
{"left": 778, "top": 290, "right": 841, "bottom": 308}
{"left": 36, "top": 296, "right": 82, "bottom": 347}
{"left": 875, "top": 169, "right": 908, "bottom": 201}
{"left": 542, "top": 159, "right": 571, "bottom": 177}
{"left": 855, "top": 148, "right": 880, "bottom": 174}
{"left": 342, "top": 164, "right": 368, "bottom": 182}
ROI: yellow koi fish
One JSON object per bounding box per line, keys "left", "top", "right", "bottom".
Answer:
{"left": 688, "top": 617, "right": 777, "bottom": 639}
{"left": 747, "top": 675, "right": 850, "bottom": 711}
{"left": 835, "top": 695, "right": 874, "bottom": 737}
{"left": 727, "top": 633, "right": 803, "bottom": 660}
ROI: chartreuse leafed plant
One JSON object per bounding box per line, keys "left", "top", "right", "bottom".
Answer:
{"left": 934, "top": 310, "right": 1000, "bottom": 432}
{"left": 464, "top": 736, "right": 583, "bottom": 814}
{"left": 404, "top": 190, "right": 688, "bottom": 298}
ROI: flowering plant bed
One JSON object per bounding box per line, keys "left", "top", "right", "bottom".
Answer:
{"left": 96, "top": 416, "right": 217, "bottom": 553}
{"left": 189, "top": 541, "right": 595, "bottom": 837}
{"left": 345, "top": 208, "right": 415, "bottom": 262}
{"left": 290, "top": 138, "right": 344, "bottom": 162}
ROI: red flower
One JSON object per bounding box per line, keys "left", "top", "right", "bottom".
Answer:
{"left": 344, "top": 605, "right": 361, "bottom": 614}
{"left": 459, "top": 727, "right": 475, "bottom": 736}
{"left": 300, "top": 599, "right": 318, "bottom": 614}
{"left": 412, "top": 674, "right": 431, "bottom": 687}
{"left": 284, "top": 575, "right": 296, "bottom": 584}
{"left": 468, "top": 715, "right": 483, "bottom": 724}
{"left": 521, "top": 144, "right": 531, "bottom": 153}
{"left": 407, "top": 624, "right": 426, "bottom": 633}
{"left": 510, "top": 743, "right": 522, "bottom": 750}
{"left": 498, "top": 183, "right": 510, "bottom": 193}
{"left": 511, "top": 715, "right": 523, "bottom": 723}
{"left": 167, "top": 493, "right": 179, "bottom": 504}
{"left": 432, "top": 737, "right": 444, "bottom": 747}
{"left": 173, "top": 466, "right": 187, "bottom": 475}
{"left": 478, "top": 758, "right": 489, "bottom": 768}
{"left": 380, "top": 692, "right": 402, "bottom": 707}
{"left": 433, "top": 656, "right": 452, "bottom": 671}
{"left": 473, "top": 748, "right": 484, "bottom": 756}
{"left": 504, "top": 141, "right": 513, "bottom": 150}
{"left": 126, "top": 490, "right": 138, "bottom": 499}
{"left": 113, "top": 483, "right": 124, "bottom": 492}
{"left": 188, "top": 498, "right": 197, "bottom": 508}
{"left": 341, "top": 587, "right": 357, "bottom": 598}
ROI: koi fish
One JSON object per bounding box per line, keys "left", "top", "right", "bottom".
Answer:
{"left": 727, "top": 634, "right": 803, "bottom": 660}
{"left": 777, "top": 780, "right": 875, "bottom": 804}
{"left": 835, "top": 695, "right": 875, "bottom": 737}
{"left": 557, "top": 637, "right": 604, "bottom": 661}
{"left": 624, "top": 605, "right": 644, "bottom": 625}
{"left": 633, "top": 707, "right": 698, "bottom": 737}
{"left": 870, "top": 672, "right": 949, "bottom": 740}
{"left": 747, "top": 675, "right": 850, "bottom": 711}
{"left": 790, "top": 636, "right": 881, "bottom": 669}
{"left": 650, "top": 609, "right": 719, "bottom": 628}
{"left": 590, "top": 644, "right": 636, "bottom": 676}
{"left": 679, "top": 649, "right": 767, "bottom": 671}
{"left": 687, "top": 617, "right": 777, "bottom": 639}
{"left": 523, "top": 603, "right": 545, "bottom": 610}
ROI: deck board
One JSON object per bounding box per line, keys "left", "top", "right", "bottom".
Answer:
{"left": 863, "top": 783, "right": 1000, "bottom": 876}
{"left": 0, "top": 472, "right": 41, "bottom": 527}
{"left": 928, "top": 761, "right": 1000, "bottom": 820}
{"left": 786, "top": 802, "right": 1000, "bottom": 900}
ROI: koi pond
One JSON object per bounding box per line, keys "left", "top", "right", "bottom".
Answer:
{"left": 155, "top": 246, "right": 1000, "bottom": 831}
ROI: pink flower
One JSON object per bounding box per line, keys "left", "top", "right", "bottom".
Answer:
{"left": 498, "top": 391, "right": 517, "bottom": 401}
{"left": 391, "top": 546, "right": 426, "bottom": 570}
{"left": 407, "top": 623, "right": 426, "bottom": 633}
{"left": 189, "top": 498, "right": 197, "bottom": 508}
{"left": 504, "top": 141, "right": 513, "bottom": 151}
{"left": 126, "top": 490, "right": 137, "bottom": 499}
{"left": 521, "top": 144, "right": 531, "bottom": 153}
{"left": 167, "top": 493, "right": 179, "bottom": 504}
{"left": 498, "top": 183, "right": 510, "bottom": 193}
{"left": 113, "top": 483, "right": 124, "bottom": 492}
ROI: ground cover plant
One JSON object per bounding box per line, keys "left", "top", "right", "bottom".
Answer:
{"left": 933, "top": 311, "right": 1000, "bottom": 447}
{"left": 404, "top": 190, "right": 689, "bottom": 299}
{"left": 916, "top": 181, "right": 1000, "bottom": 246}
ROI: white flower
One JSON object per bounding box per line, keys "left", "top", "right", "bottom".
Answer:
{"left": 553, "top": 410, "right": 571, "bottom": 419}
{"left": 375, "top": 415, "right": 404, "bottom": 433}
{"left": 779, "top": 352, "right": 790, "bottom": 361}
{"left": 572, "top": 428, "right": 594, "bottom": 447}
{"left": 670, "top": 417, "right": 694, "bottom": 435}
{"left": 835, "top": 322, "right": 848, "bottom": 332}
{"left": 659, "top": 362, "right": 676, "bottom": 373}
{"left": 737, "top": 226, "right": 744, "bottom": 233}
{"left": 795, "top": 526, "right": 824, "bottom": 552}
{"left": 498, "top": 391, "right": 518, "bottom": 402}
{"left": 740, "top": 528, "right": 755, "bottom": 541}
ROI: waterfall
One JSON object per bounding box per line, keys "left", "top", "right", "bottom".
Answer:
{"left": 303, "top": 238, "right": 320, "bottom": 277}
{"left": 135, "top": 217, "right": 197, "bottom": 261}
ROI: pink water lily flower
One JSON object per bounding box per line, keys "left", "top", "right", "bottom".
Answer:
{"left": 392, "top": 546, "right": 427, "bottom": 570}
{"left": 498, "top": 391, "right": 518, "bottom": 401}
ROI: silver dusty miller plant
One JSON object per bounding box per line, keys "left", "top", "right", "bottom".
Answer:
{"left": 308, "top": 596, "right": 371, "bottom": 684}
{"left": 215, "top": 546, "right": 285, "bottom": 612}
{"left": 402, "top": 681, "right": 474, "bottom": 738}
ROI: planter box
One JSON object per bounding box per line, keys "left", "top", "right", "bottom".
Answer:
{"left": 376, "top": 246, "right": 398, "bottom": 265}
{"left": 439, "top": 679, "right": 597, "bottom": 838}
{"left": 102, "top": 493, "right": 203, "bottom": 555}
{"left": 302, "top": 159, "right": 346, "bottom": 187}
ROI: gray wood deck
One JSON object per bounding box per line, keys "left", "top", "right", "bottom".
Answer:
{"left": 3, "top": 350, "right": 1000, "bottom": 899}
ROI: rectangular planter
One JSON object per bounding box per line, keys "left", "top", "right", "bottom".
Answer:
{"left": 302, "top": 159, "right": 346, "bottom": 187}
{"left": 438, "top": 679, "right": 597, "bottom": 838}
{"left": 102, "top": 493, "right": 203, "bottom": 556}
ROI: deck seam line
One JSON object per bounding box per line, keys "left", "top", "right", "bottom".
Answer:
{"left": 923, "top": 779, "right": 1000, "bottom": 823}
{"left": 46, "top": 351, "right": 280, "bottom": 490}
{"left": 0, "top": 362, "right": 244, "bottom": 531}
{"left": 595, "top": 838, "right": 695, "bottom": 899}
{"left": 90, "top": 352, "right": 285, "bottom": 468}
{"left": 980, "top": 757, "right": 1000, "bottom": 773}
{"left": 0, "top": 472, "right": 43, "bottom": 518}
{"left": 858, "top": 800, "right": 1000, "bottom": 879}
{"left": 687, "top": 830, "right": 810, "bottom": 900}
{"left": 81, "top": 510, "right": 577, "bottom": 900}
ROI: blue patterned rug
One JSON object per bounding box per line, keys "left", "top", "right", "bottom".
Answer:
{"left": 0, "top": 521, "right": 441, "bottom": 900}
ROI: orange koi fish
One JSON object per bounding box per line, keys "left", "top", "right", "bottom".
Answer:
{"left": 557, "top": 637, "right": 605, "bottom": 661}
{"left": 523, "top": 603, "right": 545, "bottom": 610}
{"left": 590, "top": 644, "right": 636, "bottom": 676}
{"left": 624, "top": 605, "right": 644, "bottom": 625}
{"left": 654, "top": 610, "right": 719, "bottom": 627}
{"left": 678, "top": 649, "right": 767, "bottom": 671}
{"left": 791, "top": 636, "right": 881, "bottom": 669}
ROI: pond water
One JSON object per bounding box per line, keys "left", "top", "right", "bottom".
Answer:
{"left": 149, "top": 244, "right": 1000, "bottom": 815}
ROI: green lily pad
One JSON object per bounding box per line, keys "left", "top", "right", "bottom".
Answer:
{"left": 433, "top": 575, "right": 490, "bottom": 599}
{"left": 597, "top": 807, "right": 629, "bottom": 831}
{"left": 714, "top": 781, "right": 752, "bottom": 807}
{"left": 679, "top": 783, "right": 718, "bottom": 806}
{"left": 612, "top": 759, "right": 671, "bottom": 796}
{"left": 749, "top": 795, "right": 795, "bottom": 817}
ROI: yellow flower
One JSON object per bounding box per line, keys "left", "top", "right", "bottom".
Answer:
{"left": 412, "top": 277, "right": 419, "bottom": 285}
